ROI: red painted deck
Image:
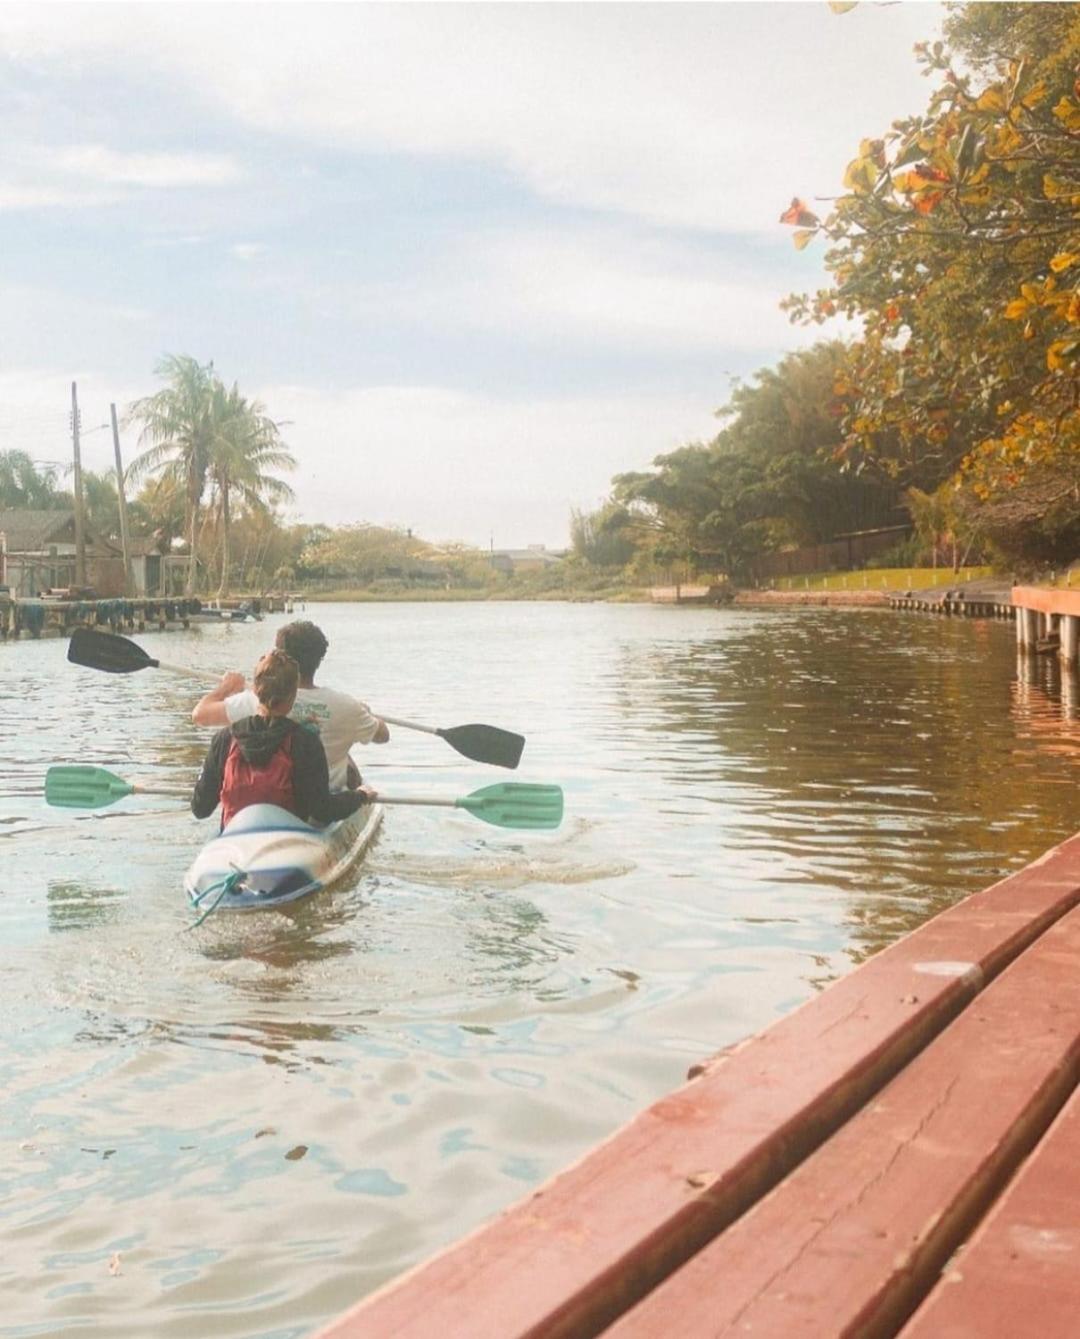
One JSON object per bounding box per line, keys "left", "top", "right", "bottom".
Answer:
{"left": 1012, "top": 584, "right": 1080, "bottom": 616}
{"left": 315, "top": 835, "right": 1080, "bottom": 1339}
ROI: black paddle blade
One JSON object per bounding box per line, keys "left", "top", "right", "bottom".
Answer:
{"left": 67, "top": 626, "right": 157, "bottom": 675}
{"left": 437, "top": 723, "right": 525, "bottom": 770}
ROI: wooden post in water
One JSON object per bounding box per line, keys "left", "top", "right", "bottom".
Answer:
{"left": 1016, "top": 606, "right": 1038, "bottom": 653}
{"left": 1061, "top": 615, "right": 1079, "bottom": 669}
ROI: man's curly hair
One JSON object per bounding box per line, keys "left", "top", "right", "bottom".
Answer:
{"left": 275, "top": 621, "right": 329, "bottom": 680}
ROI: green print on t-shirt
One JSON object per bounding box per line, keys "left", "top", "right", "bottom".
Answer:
{"left": 295, "top": 702, "right": 331, "bottom": 736}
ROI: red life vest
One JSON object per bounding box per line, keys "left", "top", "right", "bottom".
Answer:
{"left": 220, "top": 728, "right": 298, "bottom": 827}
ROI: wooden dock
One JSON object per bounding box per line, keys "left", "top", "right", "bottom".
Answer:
{"left": 1012, "top": 584, "right": 1080, "bottom": 670}
{"left": 315, "top": 832, "right": 1080, "bottom": 1338}
{"left": 0, "top": 593, "right": 294, "bottom": 640}
{"left": 887, "top": 588, "right": 1014, "bottom": 619}
{"left": 650, "top": 584, "right": 732, "bottom": 606}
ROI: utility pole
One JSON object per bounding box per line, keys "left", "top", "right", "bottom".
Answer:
{"left": 70, "top": 381, "right": 87, "bottom": 588}
{"left": 110, "top": 403, "right": 134, "bottom": 595}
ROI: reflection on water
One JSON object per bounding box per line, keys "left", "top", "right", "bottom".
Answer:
{"left": 1, "top": 604, "right": 1078, "bottom": 1336}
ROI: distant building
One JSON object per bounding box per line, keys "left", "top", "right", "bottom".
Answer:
{"left": 0, "top": 510, "right": 191, "bottom": 597}
{"left": 0, "top": 509, "right": 124, "bottom": 596}
{"left": 490, "top": 544, "right": 567, "bottom": 575}
{"left": 125, "top": 536, "right": 192, "bottom": 597}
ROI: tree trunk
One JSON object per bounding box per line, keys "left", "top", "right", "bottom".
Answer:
{"left": 217, "top": 482, "right": 231, "bottom": 598}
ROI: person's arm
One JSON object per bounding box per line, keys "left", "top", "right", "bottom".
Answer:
{"left": 192, "top": 672, "right": 247, "bottom": 727}
{"left": 191, "top": 729, "right": 231, "bottom": 819}
{"left": 350, "top": 698, "right": 390, "bottom": 746}
{"left": 292, "top": 727, "right": 368, "bottom": 823}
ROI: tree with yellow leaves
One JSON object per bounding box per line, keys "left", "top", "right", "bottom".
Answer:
{"left": 783, "top": 2, "right": 1080, "bottom": 563}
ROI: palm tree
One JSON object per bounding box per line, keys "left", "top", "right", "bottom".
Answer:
{"left": 78, "top": 470, "right": 122, "bottom": 541}
{"left": 126, "top": 355, "right": 218, "bottom": 595}
{"left": 207, "top": 383, "right": 295, "bottom": 596}
{"left": 0, "top": 450, "right": 65, "bottom": 509}
{"left": 131, "top": 474, "right": 185, "bottom": 555}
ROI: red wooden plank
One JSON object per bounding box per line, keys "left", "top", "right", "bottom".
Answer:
{"left": 314, "top": 837, "right": 1080, "bottom": 1339}
{"left": 1012, "top": 585, "right": 1080, "bottom": 616}
{"left": 899, "top": 1087, "right": 1080, "bottom": 1338}
{"left": 605, "top": 905, "right": 1080, "bottom": 1339}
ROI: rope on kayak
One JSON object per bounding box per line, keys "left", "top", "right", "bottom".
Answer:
{"left": 187, "top": 867, "right": 248, "bottom": 930}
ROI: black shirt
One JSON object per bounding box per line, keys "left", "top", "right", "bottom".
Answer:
{"left": 191, "top": 715, "right": 366, "bottom": 825}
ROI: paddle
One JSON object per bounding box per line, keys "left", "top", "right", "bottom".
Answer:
{"left": 45, "top": 766, "right": 563, "bottom": 831}
{"left": 67, "top": 627, "right": 526, "bottom": 769}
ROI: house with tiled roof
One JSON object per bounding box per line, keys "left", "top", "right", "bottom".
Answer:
{"left": 0, "top": 509, "right": 125, "bottom": 596}
{"left": 490, "top": 544, "right": 567, "bottom": 575}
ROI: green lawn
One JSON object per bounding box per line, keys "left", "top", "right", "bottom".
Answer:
{"left": 771, "top": 566, "right": 995, "bottom": 593}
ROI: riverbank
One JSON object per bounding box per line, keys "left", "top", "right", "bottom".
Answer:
{"left": 734, "top": 588, "right": 889, "bottom": 608}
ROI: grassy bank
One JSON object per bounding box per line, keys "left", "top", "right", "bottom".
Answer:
{"left": 770, "top": 565, "right": 994, "bottom": 594}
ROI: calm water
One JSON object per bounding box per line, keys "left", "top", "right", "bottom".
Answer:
{"left": 2, "top": 602, "right": 1077, "bottom": 1337}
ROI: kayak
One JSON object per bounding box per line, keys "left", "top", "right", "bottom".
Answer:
{"left": 183, "top": 801, "right": 383, "bottom": 912}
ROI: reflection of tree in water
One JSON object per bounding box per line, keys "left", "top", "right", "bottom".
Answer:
{"left": 612, "top": 612, "right": 1080, "bottom": 971}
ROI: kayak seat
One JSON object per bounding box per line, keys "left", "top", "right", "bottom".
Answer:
{"left": 222, "top": 803, "right": 318, "bottom": 836}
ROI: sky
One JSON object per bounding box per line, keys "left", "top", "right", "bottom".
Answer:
{"left": 0, "top": 1, "right": 945, "bottom": 549}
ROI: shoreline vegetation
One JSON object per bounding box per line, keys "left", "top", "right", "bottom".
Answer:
{"left": 4, "top": 7, "right": 1076, "bottom": 608}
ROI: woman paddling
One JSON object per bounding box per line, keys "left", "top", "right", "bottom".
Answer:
{"left": 191, "top": 649, "right": 376, "bottom": 829}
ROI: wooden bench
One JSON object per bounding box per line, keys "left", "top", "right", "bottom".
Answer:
{"left": 314, "top": 835, "right": 1080, "bottom": 1339}
{"left": 900, "top": 1086, "right": 1080, "bottom": 1338}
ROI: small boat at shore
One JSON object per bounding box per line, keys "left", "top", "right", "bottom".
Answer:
{"left": 189, "top": 604, "right": 261, "bottom": 624}
{"left": 183, "top": 801, "right": 384, "bottom": 912}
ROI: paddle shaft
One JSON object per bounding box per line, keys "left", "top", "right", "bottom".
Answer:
{"left": 379, "top": 716, "right": 437, "bottom": 737}
{"left": 155, "top": 658, "right": 206, "bottom": 682}
{"left": 376, "top": 794, "right": 456, "bottom": 808}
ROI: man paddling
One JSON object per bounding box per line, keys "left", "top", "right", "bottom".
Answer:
{"left": 192, "top": 649, "right": 375, "bottom": 827}
{"left": 191, "top": 620, "right": 389, "bottom": 790}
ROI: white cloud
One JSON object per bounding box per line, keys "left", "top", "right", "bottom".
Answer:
{"left": 0, "top": 140, "right": 238, "bottom": 213}
{"left": 230, "top": 242, "right": 268, "bottom": 262}
{"left": 438, "top": 229, "right": 836, "bottom": 353}
{"left": 0, "top": 182, "right": 94, "bottom": 210}
{"left": 258, "top": 380, "right": 722, "bottom": 547}
{"left": 49, "top": 144, "right": 239, "bottom": 188}
{"left": 0, "top": 3, "right": 944, "bottom": 232}
{"left": 245, "top": 224, "right": 844, "bottom": 357}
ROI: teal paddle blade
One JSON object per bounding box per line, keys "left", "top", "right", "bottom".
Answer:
{"left": 455, "top": 782, "right": 563, "bottom": 830}
{"left": 45, "top": 765, "right": 136, "bottom": 809}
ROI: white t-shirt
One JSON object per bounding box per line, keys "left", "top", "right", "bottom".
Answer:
{"left": 224, "top": 685, "right": 381, "bottom": 791}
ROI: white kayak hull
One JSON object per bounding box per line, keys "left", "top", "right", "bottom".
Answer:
{"left": 184, "top": 802, "right": 383, "bottom": 911}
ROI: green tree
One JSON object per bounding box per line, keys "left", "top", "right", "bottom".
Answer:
{"left": 569, "top": 501, "right": 637, "bottom": 567}
{"left": 613, "top": 442, "right": 772, "bottom": 581}
{"left": 205, "top": 382, "right": 295, "bottom": 596}
{"left": 782, "top": 3, "right": 1080, "bottom": 560}
{"left": 130, "top": 474, "right": 185, "bottom": 554}
{"left": 298, "top": 523, "right": 432, "bottom": 586}
{"left": 0, "top": 450, "right": 65, "bottom": 509}
{"left": 79, "top": 470, "right": 121, "bottom": 541}
{"left": 716, "top": 343, "right": 901, "bottom": 545}
{"left": 127, "top": 355, "right": 218, "bottom": 594}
